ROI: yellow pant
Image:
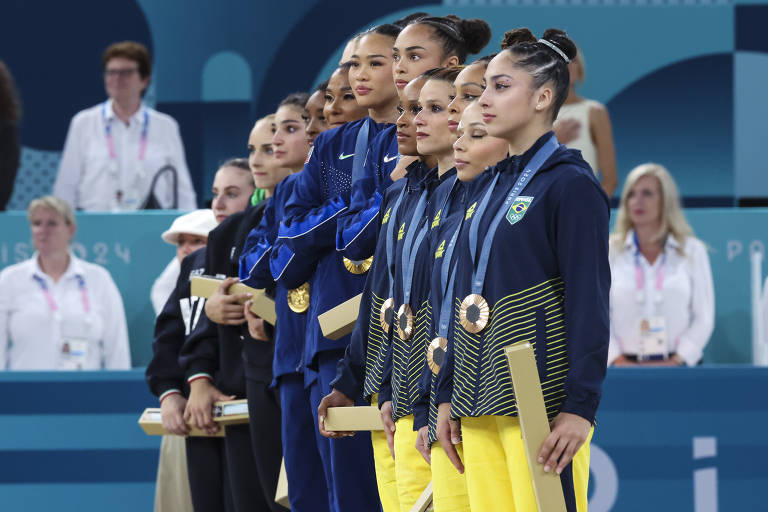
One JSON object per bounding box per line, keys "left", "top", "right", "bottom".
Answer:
{"left": 430, "top": 441, "right": 471, "bottom": 512}
{"left": 394, "top": 415, "right": 432, "bottom": 512}
{"left": 371, "top": 394, "right": 399, "bottom": 512}
{"left": 462, "top": 415, "right": 592, "bottom": 512}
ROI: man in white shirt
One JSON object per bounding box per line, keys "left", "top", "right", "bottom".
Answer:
{"left": 53, "top": 41, "right": 196, "bottom": 211}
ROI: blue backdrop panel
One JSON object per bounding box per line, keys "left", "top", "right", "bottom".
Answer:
{"left": 0, "top": 368, "right": 764, "bottom": 511}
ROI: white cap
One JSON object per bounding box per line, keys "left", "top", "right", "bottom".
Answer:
{"left": 161, "top": 209, "right": 217, "bottom": 245}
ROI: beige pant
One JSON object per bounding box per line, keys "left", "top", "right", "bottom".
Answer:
{"left": 154, "top": 435, "right": 194, "bottom": 512}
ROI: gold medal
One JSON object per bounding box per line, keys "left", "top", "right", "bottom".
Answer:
{"left": 427, "top": 337, "right": 448, "bottom": 375}
{"left": 396, "top": 303, "right": 414, "bottom": 340}
{"left": 287, "top": 282, "right": 310, "bottom": 313}
{"left": 379, "top": 298, "right": 395, "bottom": 333}
{"left": 343, "top": 256, "right": 373, "bottom": 274}
{"left": 459, "top": 293, "right": 489, "bottom": 333}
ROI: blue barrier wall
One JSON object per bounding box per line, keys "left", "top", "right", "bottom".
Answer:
{"left": 2, "top": 208, "right": 765, "bottom": 366}
{"left": 0, "top": 368, "right": 764, "bottom": 511}
{"left": 3, "top": 0, "right": 768, "bottom": 207}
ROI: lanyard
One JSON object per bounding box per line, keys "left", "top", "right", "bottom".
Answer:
{"left": 102, "top": 101, "right": 149, "bottom": 162}
{"left": 399, "top": 191, "right": 429, "bottom": 306}
{"left": 33, "top": 274, "right": 91, "bottom": 314}
{"left": 467, "top": 135, "right": 559, "bottom": 295}
{"left": 385, "top": 186, "right": 408, "bottom": 297}
{"left": 633, "top": 232, "right": 666, "bottom": 304}
{"left": 351, "top": 118, "right": 371, "bottom": 184}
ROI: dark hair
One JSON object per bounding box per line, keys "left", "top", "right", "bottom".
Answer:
{"left": 0, "top": 61, "right": 21, "bottom": 122}
{"left": 358, "top": 12, "right": 429, "bottom": 41}
{"left": 500, "top": 28, "right": 577, "bottom": 120}
{"left": 278, "top": 92, "right": 310, "bottom": 110}
{"left": 315, "top": 81, "right": 329, "bottom": 93}
{"left": 219, "top": 157, "right": 251, "bottom": 173}
{"left": 102, "top": 41, "right": 152, "bottom": 79}
{"left": 410, "top": 15, "right": 491, "bottom": 64}
{"left": 473, "top": 53, "right": 497, "bottom": 66}
{"left": 422, "top": 66, "right": 464, "bottom": 85}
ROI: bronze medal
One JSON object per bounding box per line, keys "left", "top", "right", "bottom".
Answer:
{"left": 343, "top": 256, "right": 373, "bottom": 274}
{"left": 459, "top": 293, "right": 489, "bottom": 333}
{"left": 287, "top": 282, "right": 310, "bottom": 313}
{"left": 427, "top": 337, "right": 448, "bottom": 375}
{"left": 396, "top": 303, "right": 414, "bottom": 340}
{"left": 379, "top": 298, "right": 395, "bottom": 333}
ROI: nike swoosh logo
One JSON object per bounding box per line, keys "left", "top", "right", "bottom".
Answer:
{"left": 383, "top": 154, "right": 398, "bottom": 163}
{"left": 339, "top": 153, "right": 355, "bottom": 160}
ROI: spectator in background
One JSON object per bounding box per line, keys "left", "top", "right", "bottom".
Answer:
{"left": 555, "top": 45, "right": 618, "bottom": 197}
{"left": 0, "top": 196, "right": 130, "bottom": 369}
{"left": 609, "top": 163, "right": 714, "bottom": 366}
{"left": 54, "top": 41, "right": 196, "bottom": 211}
{"left": 151, "top": 158, "right": 254, "bottom": 314}
{"left": 0, "top": 61, "right": 21, "bottom": 211}
{"left": 304, "top": 81, "right": 329, "bottom": 146}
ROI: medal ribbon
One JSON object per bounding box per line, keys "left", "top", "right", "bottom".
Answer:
{"left": 468, "top": 135, "right": 559, "bottom": 295}
{"left": 102, "top": 101, "right": 150, "bottom": 161}
{"left": 351, "top": 117, "right": 371, "bottom": 184}
{"left": 399, "top": 190, "right": 429, "bottom": 306}
{"left": 385, "top": 186, "right": 408, "bottom": 298}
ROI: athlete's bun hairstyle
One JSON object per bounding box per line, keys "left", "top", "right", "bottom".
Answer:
{"left": 410, "top": 15, "right": 491, "bottom": 64}
{"left": 499, "top": 27, "right": 577, "bottom": 120}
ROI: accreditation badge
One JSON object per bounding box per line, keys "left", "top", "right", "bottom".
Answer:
{"left": 459, "top": 294, "right": 490, "bottom": 334}
{"left": 343, "top": 256, "right": 373, "bottom": 274}
{"left": 639, "top": 316, "right": 668, "bottom": 361}
{"left": 396, "top": 304, "right": 414, "bottom": 340}
{"left": 60, "top": 338, "right": 88, "bottom": 370}
{"left": 380, "top": 298, "right": 395, "bottom": 333}
{"left": 427, "top": 337, "right": 448, "bottom": 375}
{"left": 287, "top": 282, "right": 310, "bottom": 313}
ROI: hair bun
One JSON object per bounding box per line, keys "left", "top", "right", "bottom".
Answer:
{"left": 541, "top": 28, "right": 577, "bottom": 62}
{"left": 458, "top": 18, "right": 492, "bottom": 54}
{"left": 501, "top": 28, "right": 536, "bottom": 49}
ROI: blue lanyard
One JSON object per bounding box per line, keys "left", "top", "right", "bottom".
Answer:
{"left": 351, "top": 118, "right": 371, "bottom": 184}
{"left": 385, "top": 186, "right": 407, "bottom": 297}
{"left": 399, "top": 191, "right": 429, "bottom": 306}
{"left": 102, "top": 101, "right": 149, "bottom": 161}
{"left": 437, "top": 222, "right": 462, "bottom": 338}
{"left": 468, "top": 135, "right": 559, "bottom": 295}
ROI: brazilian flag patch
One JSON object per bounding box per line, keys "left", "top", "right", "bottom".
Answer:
{"left": 506, "top": 196, "right": 533, "bottom": 226}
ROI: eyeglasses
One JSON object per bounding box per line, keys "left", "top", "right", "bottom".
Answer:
{"left": 104, "top": 68, "right": 139, "bottom": 78}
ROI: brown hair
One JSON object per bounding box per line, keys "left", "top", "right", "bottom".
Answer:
{"left": 0, "top": 61, "right": 21, "bottom": 122}
{"left": 102, "top": 41, "right": 152, "bottom": 79}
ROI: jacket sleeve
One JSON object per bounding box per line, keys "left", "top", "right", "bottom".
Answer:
{"left": 554, "top": 173, "right": 611, "bottom": 424}
{"left": 239, "top": 199, "right": 277, "bottom": 288}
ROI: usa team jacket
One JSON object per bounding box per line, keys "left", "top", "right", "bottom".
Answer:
{"left": 276, "top": 118, "right": 391, "bottom": 367}
{"left": 437, "top": 132, "right": 610, "bottom": 425}
{"left": 146, "top": 248, "right": 207, "bottom": 401}
{"left": 411, "top": 172, "right": 469, "bottom": 442}
{"left": 239, "top": 174, "right": 315, "bottom": 384}
{"left": 385, "top": 165, "right": 451, "bottom": 422}
{"left": 330, "top": 160, "right": 425, "bottom": 401}
{"left": 336, "top": 125, "right": 398, "bottom": 261}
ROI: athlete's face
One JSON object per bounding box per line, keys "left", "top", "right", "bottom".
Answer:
{"left": 304, "top": 90, "right": 328, "bottom": 146}
{"left": 414, "top": 79, "right": 456, "bottom": 159}
{"left": 453, "top": 102, "right": 508, "bottom": 182}
{"left": 176, "top": 233, "right": 207, "bottom": 263}
{"left": 211, "top": 166, "right": 254, "bottom": 223}
{"left": 627, "top": 175, "right": 663, "bottom": 228}
{"left": 392, "top": 24, "right": 457, "bottom": 98}
{"left": 395, "top": 78, "right": 425, "bottom": 156}
{"left": 447, "top": 63, "right": 485, "bottom": 135}
{"left": 324, "top": 67, "right": 368, "bottom": 129}
{"left": 348, "top": 33, "right": 398, "bottom": 110}
{"left": 248, "top": 117, "right": 276, "bottom": 183}
{"left": 272, "top": 105, "right": 311, "bottom": 171}
{"left": 479, "top": 53, "right": 553, "bottom": 142}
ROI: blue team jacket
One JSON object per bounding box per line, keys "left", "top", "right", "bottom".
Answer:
{"left": 436, "top": 132, "right": 610, "bottom": 424}
{"left": 277, "top": 117, "right": 391, "bottom": 367}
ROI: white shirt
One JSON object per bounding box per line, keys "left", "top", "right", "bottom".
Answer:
{"left": 54, "top": 100, "right": 197, "bottom": 211}
{"left": 150, "top": 257, "right": 180, "bottom": 316}
{"left": 608, "top": 231, "right": 715, "bottom": 366}
{"left": 0, "top": 252, "right": 131, "bottom": 370}
{"left": 556, "top": 99, "right": 601, "bottom": 175}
